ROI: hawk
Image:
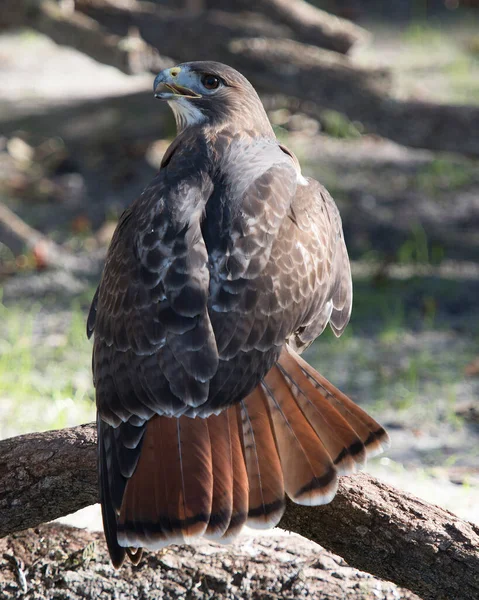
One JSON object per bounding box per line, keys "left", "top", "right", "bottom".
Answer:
{"left": 87, "top": 61, "right": 389, "bottom": 567}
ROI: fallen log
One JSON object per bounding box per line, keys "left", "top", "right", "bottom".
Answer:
{"left": 203, "top": 0, "right": 370, "bottom": 53}
{"left": 229, "top": 37, "right": 479, "bottom": 156}
{"left": 74, "top": 0, "right": 368, "bottom": 54}
{"left": 0, "top": 423, "right": 478, "bottom": 600}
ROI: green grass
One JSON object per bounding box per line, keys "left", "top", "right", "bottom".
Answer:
{"left": 397, "top": 224, "right": 431, "bottom": 265}
{"left": 320, "top": 110, "right": 363, "bottom": 140}
{"left": 306, "top": 274, "right": 477, "bottom": 429}
{"left": 0, "top": 295, "right": 95, "bottom": 439}
{"left": 402, "top": 22, "right": 446, "bottom": 46}
{"left": 416, "top": 158, "right": 476, "bottom": 194}
{"left": 353, "top": 17, "right": 479, "bottom": 106}
{"left": 308, "top": 326, "right": 473, "bottom": 426}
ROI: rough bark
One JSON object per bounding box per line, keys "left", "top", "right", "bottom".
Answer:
{"left": 1, "top": 424, "right": 478, "bottom": 600}
{"left": 0, "top": 425, "right": 97, "bottom": 539}
{"left": 0, "top": 524, "right": 420, "bottom": 599}
{"left": 203, "top": 0, "right": 370, "bottom": 53}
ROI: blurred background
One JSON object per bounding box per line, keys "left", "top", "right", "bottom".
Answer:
{"left": 0, "top": 0, "right": 478, "bottom": 529}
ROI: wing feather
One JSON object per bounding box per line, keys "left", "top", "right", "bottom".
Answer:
{"left": 93, "top": 132, "right": 356, "bottom": 567}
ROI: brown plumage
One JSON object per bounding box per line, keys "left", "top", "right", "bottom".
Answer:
{"left": 89, "top": 61, "right": 390, "bottom": 567}
{"left": 220, "top": 407, "right": 249, "bottom": 542}
{"left": 117, "top": 415, "right": 213, "bottom": 550}
{"left": 240, "top": 389, "right": 284, "bottom": 528}
{"left": 106, "top": 348, "right": 388, "bottom": 558}
{"left": 205, "top": 411, "right": 234, "bottom": 539}
{"left": 262, "top": 363, "right": 339, "bottom": 506}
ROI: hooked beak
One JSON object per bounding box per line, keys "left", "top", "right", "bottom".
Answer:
{"left": 154, "top": 73, "right": 201, "bottom": 100}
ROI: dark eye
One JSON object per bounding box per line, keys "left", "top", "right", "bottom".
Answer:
{"left": 201, "top": 74, "right": 220, "bottom": 90}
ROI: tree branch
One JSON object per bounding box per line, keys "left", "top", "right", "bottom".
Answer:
{"left": 0, "top": 425, "right": 97, "bottom": 539}
{"left": 0, "top": 204, "right": 97, "bottom": 272}
{"left": 0, "top": 424, "right": 478, "bottom": 600}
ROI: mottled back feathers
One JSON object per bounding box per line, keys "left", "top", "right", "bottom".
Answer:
{"left": 90, "top": 61, "right": 386, "bottom": 567}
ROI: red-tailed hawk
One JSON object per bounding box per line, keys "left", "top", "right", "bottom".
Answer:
{"left": 87, "top": 62, "right": 389, "bottom": 567}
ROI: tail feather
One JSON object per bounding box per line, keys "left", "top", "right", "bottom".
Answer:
{"left": 177, "top": 417, "right": 213, "bottom": 540}
{"left": 125, "top": 547, "right": 143, "bottom": 565}
{"left": 262, "top": 366, "right": 338, "bottom": 505}
{"left": 240, "top": 389, "right": 285, "bottom": 528}
{"left": 291, "top": 349, "right": 390, "bottom": 457}
{"left": 205, "top": 411, "right": 233, "bottom": 539}
{"left": 277, "top": 351, "right": 366, "bottom": 475}
{"left": 219, "top": 406, "right": 249, "bottom": 542}
{"left": 105, "top": 346, "right": 389, "bottom": 564}
{"left": 117, "top": 416, "right": 179, "bottom": 549}
{"left": 117, "top": 415, "right": 213, "bottom": 550}
{"left": 98, "top": 417, "right": 126, "bottom": 568}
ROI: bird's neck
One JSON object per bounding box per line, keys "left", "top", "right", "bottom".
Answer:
{"left": 169, "top": 99, "right": 207, "bottom": 134}
{"left": 170, "top": 101, "right": 275, "bottom": 140}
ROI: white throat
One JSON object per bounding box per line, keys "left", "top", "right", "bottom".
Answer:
{"left": 168, "top": 98, "right": 206, "bottom": 132}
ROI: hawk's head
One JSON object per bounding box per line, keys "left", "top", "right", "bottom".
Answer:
{"left": 154, "top": 61, "right": 273, "bottom": 136}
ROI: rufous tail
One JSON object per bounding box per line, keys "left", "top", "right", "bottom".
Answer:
{"left": 109, "top": 346, "right": 389, "bottom": 564}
